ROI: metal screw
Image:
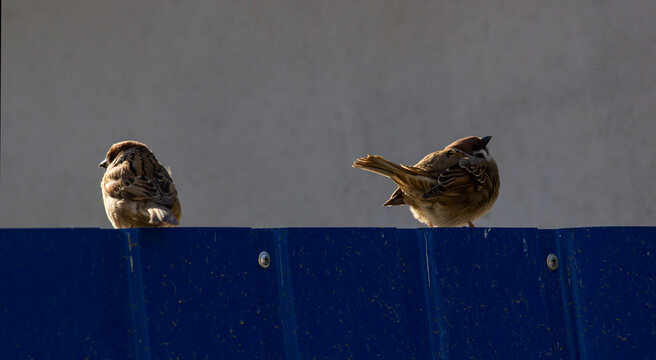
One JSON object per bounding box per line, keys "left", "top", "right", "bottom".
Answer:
{"left": 258, "top": 251, "right": 271, "bottom": 269}
{"left": 546, "top": 253, "right": 559, "bottom": 271}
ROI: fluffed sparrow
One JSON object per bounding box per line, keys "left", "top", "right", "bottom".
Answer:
{"left": 353, "top": 136, "right": 499, "bottom": 227}
{"left": 99, "top": 140, "right": 181, "bottom": 228}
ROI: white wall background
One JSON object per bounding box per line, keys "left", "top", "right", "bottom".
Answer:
{"left": 2, "top": 1, "right": 655, "bottom": 228}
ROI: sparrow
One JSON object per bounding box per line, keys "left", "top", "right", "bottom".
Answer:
{"left": 353, "top": 136, "right": 499, "bottom": 227}
{"left": 99, "top": 140, "right": 181, "bottom": 228}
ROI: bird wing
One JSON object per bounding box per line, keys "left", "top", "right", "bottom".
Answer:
{"left": 103, "top": 153, "right": 177, "bottom": 206}
{"left": 394, "top": 164, "right": 439, "bottom": 192}
{"left": 420, "top": 151, "right": 490, "bottom": 199}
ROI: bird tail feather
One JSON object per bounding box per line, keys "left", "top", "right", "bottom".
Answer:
{"left": 353, "top": 155, "right": 434, "bottom": 191}
{"left": 352, "top": 155, "right": 408, "bottom": 178}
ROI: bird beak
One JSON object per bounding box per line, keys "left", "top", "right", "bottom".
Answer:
{"left": 99, "top": 159, "right": 108, "bottom": 168}
{"left": 480, "top": 136, "right": 492, "bottom": 146}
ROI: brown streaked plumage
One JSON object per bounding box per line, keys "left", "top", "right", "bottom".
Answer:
{"left": 99, "top": 140, "right": 181, "bottom": 228}
{"left": 353, "top": 136, "right": 499, "bottom": 227}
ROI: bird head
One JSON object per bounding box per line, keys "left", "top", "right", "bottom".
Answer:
{"left": 446, "top": 136, "right": 492, "bottom": 159}
{"left": 99, "top": 140, "right": 151, "bottom": 168}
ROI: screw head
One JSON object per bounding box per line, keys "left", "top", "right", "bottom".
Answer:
{"left": 546, "top": 253, "right": 559, "bottom": 271}
{"left": 258, "top": 251, "right": 271, "bottom": 269}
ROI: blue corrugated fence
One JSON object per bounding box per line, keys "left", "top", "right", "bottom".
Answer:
{"left": 1, "top": 227, "right": 654, "bottom": 359}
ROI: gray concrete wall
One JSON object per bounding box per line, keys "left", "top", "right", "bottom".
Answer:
{"left": 2, "top": 1, "right": 655, "bottom": 228}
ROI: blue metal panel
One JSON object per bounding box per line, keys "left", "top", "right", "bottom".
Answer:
{"left": 0, "top": 229, "right": 134, "bottom": 359}
{"left": 418, "top": 227, "right": 560, "bottom": 359}
{"left": 271, "top": 227, "right": 563, "bottom": 359}
{"left": 135, "top": 227, "right": 284, "bottom": 359}
{"left": 1, "top": 227, "right": 654, "bottom": 359}
{"left": 274, "top": 228, "right": 411, "bottom": 359}
{"left": 554, "top": 227, "right": 656, "bottom": 360}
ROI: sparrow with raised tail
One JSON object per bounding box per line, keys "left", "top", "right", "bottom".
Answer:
{"left": 353, "top": 136, "right": 499, "bottom": 227}
{"left": 99, "top": 140, "right": 181, "bottom": 228}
